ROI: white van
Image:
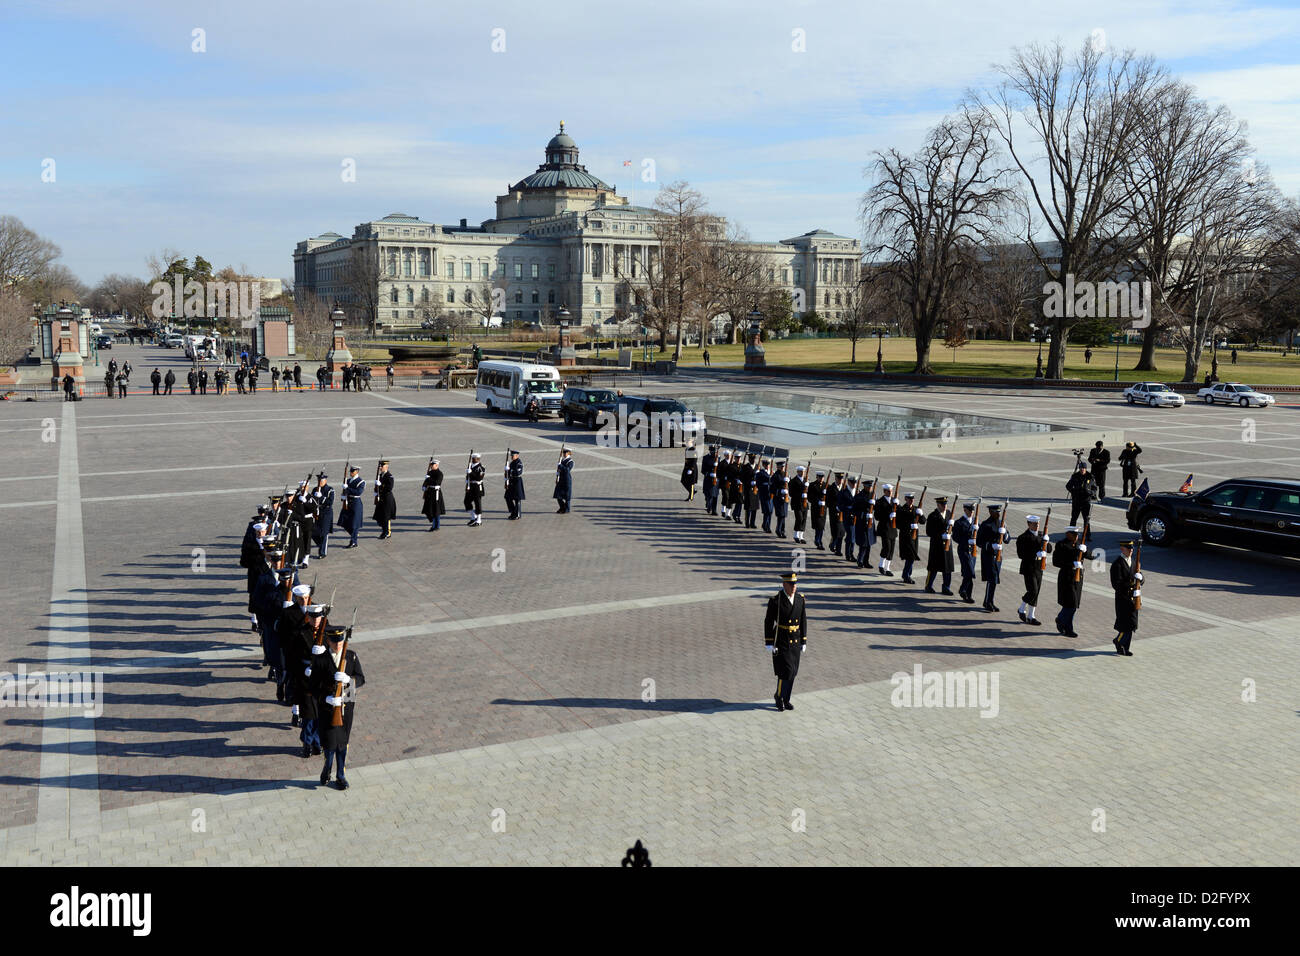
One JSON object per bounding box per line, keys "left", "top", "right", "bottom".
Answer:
{"left": 476, "top": 361, "right": 564, "bottom": 416}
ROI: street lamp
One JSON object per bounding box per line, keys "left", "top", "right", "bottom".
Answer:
{"left": 1114, "top": 330, "right": 1122, "bottom": 383}
{"left": 1030, "top": 323, "right": 1044, "bottom": 376}
{"left": 875, "top": 327, "right": 885, "bottom": 373}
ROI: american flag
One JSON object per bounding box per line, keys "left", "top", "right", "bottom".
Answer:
{"left": 1179, "top": 474, "right": 1194, "bottom": 494}
{"left": 623, "top": 160, "right": 632, "bottom": 167}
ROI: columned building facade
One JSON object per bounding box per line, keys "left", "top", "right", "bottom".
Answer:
{"left": 294, "top": 125, "right": 861, "bottom": 330}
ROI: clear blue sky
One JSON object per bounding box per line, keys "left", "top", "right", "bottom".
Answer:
{"left": 2, "top": 0, "right": 1297, "bottom": 286}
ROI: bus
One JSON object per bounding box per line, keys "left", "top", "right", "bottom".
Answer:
{"left": 475, "top": 360, "right": 564, "bottom": 416}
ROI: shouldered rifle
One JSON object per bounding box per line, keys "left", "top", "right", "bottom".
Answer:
{"left": 374, "top": 457, "right": 384, "bottom": 504}
{"left": 1133, "top": 542, "right": 1143, "bottom": 610}
{"left": 945, "top": 493, "right": 960, "bottom": 551}
{"left": 891, "top": 473, "right": 902, "bottom": 528}
{"left": 1075, "top": 519, "right": 1086, "bottom": 583}
{"left": 1039, "top": 508, "right": 1052, "bottom": 570}
{"left": 331, "top": 608, "right": 358, "bottom": 727}
{"left": 913, "top": 486, "right": 928, "bottom": 540}
{"left": 996, "top": 497, "right": 1010, "bottom": 564}
{"left": 341, "top": 459, "right": 351, "bottom": 509}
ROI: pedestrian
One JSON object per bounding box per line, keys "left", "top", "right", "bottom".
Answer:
{"left": 421, "top": 460, "right": 446, "bottom": 529}
{"left": 554, "top": 448, "right": 574, "bottom": 514}
{"left": 342, "top": 364, "right": 352, "bottom": 392}
{"left": 702, "top": 348, "right": 711, "bottom": 367}
{"left": 1087, "top": 441, "right": 1111, "bottom": 500}
{"left": 271, "top": 365, "right": 280, "bottom": 392}
{"left": 163, "top": 369, "right": 175, "bottom": 394}
{"left": 764, "top": 572, "right": 807, "bottom": 713}
{"left": 312, "top": 624, "right": 365, "bottom": 790}
{"left": 1231, "top": 348, "right": 1238, "bottom": 365}
{"left": 1065, "top": 461, "right": 1097, "bottom": 552}
{"left": 293, "top": 363, "right": 302, "bottom": 389}
{"left": 386, "top": 364, "right": 395, "bottom": 390}
{"left": 235, "top": 365, "right": 246, "bottom": 394}
{"left": 62, "top": 373, "right": 75, "bottom": 401}
{"left": 1084, "top": 347, "right": 1093, "bottom": 364}
{"left": 1119, "top": 442, "right": 1143, "bottom": 497}
{"left": 150, "top": 368, "right": 162, "bottom": 395}
{"left": 248, "top": 367, "right": 258, "bottom": 393}
{"left": 198, "top": 367, "right": 208, "bottom": 395}
{"left": 1110, "top": 541, "right": 1142, "bottom": 656}
{"left": 187, "top": 368, "right": 198, "bottom": 394}
{"left": 104, "top": 368, "right": 116, "bottom": 398}
{"left": 116, "top": 371, "right": 128, "bottom": 398}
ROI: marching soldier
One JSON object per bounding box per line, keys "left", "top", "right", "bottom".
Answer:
{"left": 373, "top": 459, "right": 396, "bottom": 539}
{"left": 764, "top": 572, "right": 807, "bottom": 712}
{"left": 702, "top": 444, "right": 720, "bottom": 515}
{"left": 240, "top": 519, "right": 269, "bottom": 630}
{"left": 422, "top": 460, "right": 446, "bottom": 529}
{"left": 731, "top": 451, "right": 746, "bottom": 524}
{"left": 874, "top": 482, "right": 898, "bottom": 576}
{"left": 1015, "top": 515, "right": 1051, "bottom": 625}
{"left": 1110, "top": 541, "right": 1142, "bottom": 656}
{"left": 774, "top": 460, "right": 790, "bottom": 538}
{"left": 742, "top": 453, "right": 759, "bottom": 529}
{"left": 504, "top": 449, "right": 525, "bottom": 519}
{"left": 1053, "top": 526, "right": 1085, "bottom": 637}
{"left": 554, "top": 448, "right": 573, "bottom": 514}
{"left": 297, "top": 604, "right": 326, "bottom": 757}
{"left": 976, "top": 503, "right": 1009, "bottom": 612}
{"left": 953, "top": 502, "right": 977, "bottom": 603}
{"left": 717, "top": 450, "right": 734, "bottom": 519}
{"left": 809, "top": 470, "right": 827, "bottom": 550}
{"left": 680, "top": 442, "right": 698, "bottom": 502}
{"left": 312, "top": 624, "right": 365, "bottom": 790}
{"left": 757, "top": 457, "right": 773, "bottom": 532}
{"left": 827, "top": 472, "right": 845, "bottom": 555}
{"left": 852, "top": 477, "right": 874, "bottom": 569}
{"left": 840, "top": 475, "right": 858, "bottom": 563}
{"left": 464, "top": 452, "right": 485, "bottom": 526}
{"left": 340, "top": 467, "right": 366, "bottom": 548}
{"left": 295, "top": 481, "right": 318, "bottom": 567}
{"left": 788, "top": 464, "right": 807, "bottom": 543}
{"left": 311, "top": 473, "right": 334, "bottom": 559}
{"left": 923, "top": 496, "right": 955, "bottom": 594}
{"left": 897, "top": 491, "right": 920, "bottom": 584}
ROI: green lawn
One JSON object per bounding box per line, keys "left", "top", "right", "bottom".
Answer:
{"left": 671, "top": 338, "right": 1300, "bottom": 386}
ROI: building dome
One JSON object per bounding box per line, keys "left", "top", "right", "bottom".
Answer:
{"left": 547, "top": 131, "right": 577, "bottom": 151}
{"left": 511, "top": 122, "right": 613, "bottom": 192}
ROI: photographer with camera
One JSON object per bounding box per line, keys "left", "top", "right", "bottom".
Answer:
{"left": 1065, "top": 451, "right": 1099, "bottom": 557}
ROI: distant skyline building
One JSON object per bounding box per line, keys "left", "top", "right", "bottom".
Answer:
{"left": 294, "top": 124, "right": 861, "bottom": 330}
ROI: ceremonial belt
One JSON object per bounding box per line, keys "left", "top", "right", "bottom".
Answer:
{"left": 778, "top": 623, "right": 800, "bottom": 631}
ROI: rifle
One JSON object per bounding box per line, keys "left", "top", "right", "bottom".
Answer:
{"left": 374, "top": 457, "right": 384, "bottom": 506}
{"left": 944, "top": 492, "right": 959, "bottom": 551}
{"left": 331, "top": 607, "right": 358, "bottom": 728}
{"left": 1132, "top": 542, "right": 1143, "bottom": 610}
{"left": 1039, "top": 507, "right": 1052, "bottom": 571}
{"left": 503, "top": 447, "right": 510, "bottom": 492}
{"left": 1074, "top": 522, "right": 1086, "bottom": 583}
{"left": 891, "top": 473, "right": 902, "bottom": 528}
{"left": 913, "top": 486, "right": 928, "bottom": 541}
{"left": 312, "top": 586, "right": 337, "bottom": 649}
{"left": 996, "top": 497, "right": 1010, "bottom": 565}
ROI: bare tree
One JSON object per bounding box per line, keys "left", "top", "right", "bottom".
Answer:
{"left": 293, "top": 288, "right": 334, "bottom": 359}
{"left": 973, "top": 37, "right": 1167, "bottom": 377}
{"left": 0, "top": 289, "right": 34, "bottom": 368}
{"left": 700, "top": 226, "right": 767, "bottom": 345}
{"left": 465, "top": 278, "right": 507, "bottom": 328}
{"left": 646, "top": 182, "right": 716, "bottom": 359}
{"left": 972, "top": 228, "right": 1041, "bottom": 340}
{"left": 342, "top": 245, "right": 381, "bottom": 332}
{"left": 862, "top": 108, "right": 1014, "bottom": 373}
{"left": 0, "top": 216, "right": 61, "bottom": 292}
{"left": 26, "top": 264, "right": 86, "bottom": 308}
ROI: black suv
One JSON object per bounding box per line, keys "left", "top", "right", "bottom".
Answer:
{"left": 561, "top": 386, "right": 620, "bottom": 429}
{"left": 1127, "top": 477, "right": 1300, "bottom": 555}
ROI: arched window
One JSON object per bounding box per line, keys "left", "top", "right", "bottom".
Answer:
{"left": 406, "top": 287, "right": 414, "bottom": 304}
{"left": 390, "top": 288, "right": 398, "bottom": 303}
{"left": 446, "top": 289, "right": 455, "bottom": 303}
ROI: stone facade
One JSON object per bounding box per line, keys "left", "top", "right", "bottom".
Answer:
{"left": 294, "top": 125, "right": 861, "bottom": 330}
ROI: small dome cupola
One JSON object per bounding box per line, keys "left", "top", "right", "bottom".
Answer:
{"left": 545, "top": 121, "right": 579, "bottom": 166}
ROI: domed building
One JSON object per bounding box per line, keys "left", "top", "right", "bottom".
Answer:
{"left": 294, "top": 125, "right": 860, "bottom": 333}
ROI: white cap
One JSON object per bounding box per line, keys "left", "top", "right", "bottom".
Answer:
{"left": 470, "top": 453, "right": 481, "bottom": 460}
{"left": 1026, "top": 514, "right": 1040, "bottom": 522}
{"left": 291, "top": 584, "right": 311, "bottom": 597}
{"left": 253, "top": 522, "right": 267, "bottom": 532}
{"left": 882, "top": 483, "right": 893, "bottom": 491}
{"left": 1065, "top": 525, "right": 1079, "bottom": 533}
{"left": 795, "top": 465, "right": 805, "bottom": 473}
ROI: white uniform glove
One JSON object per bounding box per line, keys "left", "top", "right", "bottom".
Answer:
{"left": 1135, "top": 572, "right": 1144, "bottom": 581}
{"left": 1073, "top": 560, "right": 1082, "bottom": 569}
{"left": 993, "top": 543, "right": 1002, "bottom": 551}
{"left": 998, "top": 527, "right": 1006, "bottom": 536}
{"left": 304, "top": 666, "right": 312, "bottom": 677}
{"left": 1035, "top": 551, "right": 1045, "bottom": 559}
{"left": 769, "top": 645, "right": 777, "bottom": 654}
{"left": 1133, "top": 588, "right": 1141, "bottom": 597}
{"left": 1042, "top": 535, "right": 1050, "bottom": 543}
{"left": 942, "top": 533, "right": 950, "bottom": 540}
{"left": 910, "top": 523, "right": 919, "bottom": 530}
{"left": 311, "top": 644, "right": 326, "bottom": 655}
{"left": 1078, "top": 543, "right": 1087, "bottom": 552}
{"left": 801, "top": 645, "right": 806, "bottom": 653}
{"left": 325, "top": 695, "right": 340, "bottom": 707}
{"left": 334, "top": 671, "right": 350, "bottom": 684}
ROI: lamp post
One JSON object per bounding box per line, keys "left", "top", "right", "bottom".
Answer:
{"left": 1114, "top": 331, "right": 1122, "bottom": 383}
{"left": 1031, "top": 323, "right": 1044, "bottom": 377}
{"left": 875, "top": 327, "right": 885, "bottom": 373}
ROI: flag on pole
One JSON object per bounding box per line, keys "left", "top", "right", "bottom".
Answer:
{"left": 1178, "top": 474, "right": 1194, "bottom": 494}
{"left": 623, "top": 160, "right": 632, "bottom": 167}
{"left": 1134, "top": 478, "right": 1150, "bottom": 502}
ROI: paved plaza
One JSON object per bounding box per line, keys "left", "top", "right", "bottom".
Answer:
{"left": 2, "top": 343, "right": 1297, "bottom": 865}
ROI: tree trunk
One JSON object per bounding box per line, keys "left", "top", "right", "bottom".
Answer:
{"left": 1181, "top": 338, "right": 1204, "bottom": 383}
{"left": 1045, "top": 321, "right": 1068, "bottom": 378}
{"left": 913, "top": 331, "right": 933, "bottom": 375}
{"left": 1133, "top": 324, "right": 1158, "bottom": 372}
{"left": 851, "top": 338, "right": 857, "bottom": 364}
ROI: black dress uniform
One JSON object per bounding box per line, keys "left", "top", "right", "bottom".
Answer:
{"left": 756, "top": 463, "right": 773, "bottom": 532}
{"left": 953, "top": 506, "right": 977, "bottom": 602}
{"left": 1066, "top": 466, "right": 1095, "bottom": 547}
{"left": 897, "top": 496, "right": 921, "bottom": 583}
{"left": 702, "top": 448, "right": 719, "bottom": 514}
{"left": 828, "top": 476, "right": 844, "bottom": 554}
{"left": 716, "top": 453, "right": 733, "bottom": 517}
{"left": 504, "top": 453, "right": 525, "bottom": 519}
{"left": 764, "top": 576, "right": 807, "bottom": 712}
{"left": 742, "top": 457, "right": 759, "bottom": 528}
{"left": 295, "top": 488, "right": 318, "bottom": 566}
{"left": 839, "top": 478, "right": 857, "bottom": 562}
{"left": 464, "top": 458, "right": 486, "bottom": 524}
{"left": 924, "top": 500, "right": 955, "bottom": 593}
{"left": 772, "top": 464, "right": 789, "bottom": 537}
{"left": 340, "top": 471, "right": 366, "bottom": 546}
{"left": 311, "top": 631, "right": 365, "bottom": 788}
{"left": 1015, "top": 520, "right": 1051, "bottom": 624}
{"left": 789, "top": 468, "right": 807, "bottom": 543}
{"left": 853, "top": 481, "right": 874, "bottom": 567}
{"left": 373, "top": 464, "right": 396, "bottom": 538}
{"left": 150, "top": 369, "right": 161, "bottom": 394}
{"left": 1053, "top": 529, "right": 1084, "bottom": 636}
{"left": 1088, "top": 442, "right": 1112, "bottom": 500}
{"left": 554, "top": 454, "right": 573, "bottom": 513}
{"left": 731, "top": 456, "right": 746, "bottom": 524}
{"left": 874, "top": 491, "right": 898, "bottom": 573}
{"left": 1110, "top": 546, "right": 1141, "bottom": 655}
{"left": 680, "top": 448, "right": 698, "bottom": 501}
{"left": 311, "top": 478, "right": 335, "bottom": 557}
{"left": 976, "top": 506, "right": 1009, "bottom": 611}
{"left": 422, "top": 465, "right": 446, "bottom": 528}
{"left": 187, "top": 369, "right": 198, "bottom": 394}
{"left": 809, "top": 474, "right": 827, "bottom": 549}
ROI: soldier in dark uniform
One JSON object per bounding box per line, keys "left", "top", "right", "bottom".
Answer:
{"left": 840, "top": 475, "right": 858, "bottom": 562}
{"left": 150, "top": 368, "right": 162, "bottom": 394}
{"left": 198, "top": 367, "right": 208, "bottom": 394}
{"left": 295, "top": 481, "right": 318, "bottom": 567}
{"left": 756, "top": 458, "right": 773, "bottom": 532}
{"left": 103, "top": 368, "right": 115, "bottom": 398}
{"left": 422, "top": 460, "right": 446, "bottom": 528}
{"left": 742, "top": 454, "right": 759, "bottom": 528}
{"left": 1110, "top": 541, "right": 1141, "bottom": 656}
{"left": 702, "top": 445, "right": 719, "bottom": 515}
{"left": 373, "top": 459, "right": 396, "bottom": 538}
{"left": 874, "top": 483, "right": 898, "bottom": 576}
{"left": 853, "top": 477, "right": 874, "bottom": 569}
{"left": 809, "top": 470, "right": 827, "bottom": 549}
{"left": 923, "top": 496, "right": 955, "bottom": 594}
{"left": 278, "top": 585, "right": 311, "bottom": 725}
{"left": 340, "top": 467, "right": 366, "bottom": 547}
{"left": 163, "top": 368, "right": 175, "bottom": 394}
{"left": 1119, "top": 442, "right": 1143, "bottom": 497}
{"left": 788, "top": 464, "right": 807, "bottom": 543}
{"left": 311, "top": 473, "right": 334, "bottom": 558}
{"left": 294, "top": 603, "right": 326, "bottom": 756}
{"left": 764, "top": 572, "right": 807, "bottom": 712}
{"left": 730, "top": 451, "right": 746, "bottom": 524}
{"left": 827, "top": 472, "right": 845, "bottom": 554}
{"left": 240, "top": 519, "right": 269, "bottom": 629}
{"left": 976, "top": 503, "right": 1009, "bottom": 612}
{"left": 716, "top": 450, "right": 733, "bottom": 519}
{"left": 1053, "top": 526, "right": 1084, "bottom": 637}
{"left": 1088, "top": 441, "right": 1111, "bottom": 500}
{"left": 504, "top": 450, "right": 525, "bottom": 519}
{"left": 187, "top": 368, "right": 198, "bottom": 394}
{"left": 465, "top": 452, "right": 485, "bottom": 525}
{"left": 554, "top": 448, "right": 574, "bottom": 514}
{"left": 772, "top": 461, "right": 789, "bottom": 537}
{"left": 680, "top": 443, "right": 698, "bottom": 502}
{"left": 1015, "top": 515, "right": 1052, "bottom": 625}
{"left": 1065, "top": 462, "right": 1096, "bottom": 553}
{"left": 312, "top": 625, "right": 365, "bottom": 789}
{"left": 953, "top": 502, "right": 977, "bottom": 603}
{"left": 897, "top": 491, "right": 921, "bottom": 583}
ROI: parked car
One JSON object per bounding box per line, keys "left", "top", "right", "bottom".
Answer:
{"left": 95, "top": 335, "right": 113, "bottom": 350}
{"left": 1122, "top": 382, "right": 1184, "bottom": 407}
{"left": 622, "top": 395, "right": 707, "bottom": 443}
{"left": 1127, "top": 477, "right": 1300, "bottom": 554}
{"left": 561, "top": 386, "right": 620, "bottom": 429}
{"left": 1196, "top": 382, "right": 1275, "bottom": 407}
